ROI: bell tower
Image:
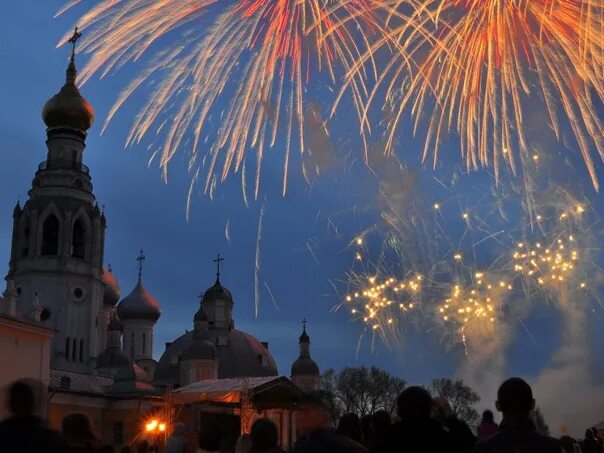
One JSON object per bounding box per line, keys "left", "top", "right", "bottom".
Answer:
{"left": 5, "top": 29, "right": 106, "bottom": 372}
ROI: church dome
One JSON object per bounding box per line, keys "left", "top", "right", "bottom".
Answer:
{"left": 117, "top": 281, "right": 161, "bottom": 322}
{"left": 291, "top": 357, "right": 320, "bottom": 377}
{"left": 42, "top": 59, "right": 94, "bottom": 131}
{"left": 181, "top": 339, "right": 217, "bottom": 361}
{"left": 154, "top": 329, "right": 277, "bottom": 386}
{"left": 102, "top": 268, "right": 121, "bottom": 306}
{"left": 202, "top": 280, "right": 233, "bottom": 305}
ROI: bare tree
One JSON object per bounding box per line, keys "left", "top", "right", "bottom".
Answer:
{"left": 429, "top": 378, "right": 480, "bottom": 425}
{"left": 320, "top": 366, "right": 406, "bottom": 418}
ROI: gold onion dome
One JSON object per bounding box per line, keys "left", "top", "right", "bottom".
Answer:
{"left": 42, "top": 56, "right": 94, "bottom": 131}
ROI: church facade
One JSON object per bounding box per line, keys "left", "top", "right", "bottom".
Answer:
{"left": 0, "top": 43, "right": 320, "bottom": 449}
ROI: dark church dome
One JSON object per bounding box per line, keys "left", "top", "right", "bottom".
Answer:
{"left": 181, "top": 339, "right": 217, "bottom": 361}
{"left": 42, "top": 59, "right": 94, "bottom": 132}
{"left": 291, "top": 356, "right": 320, "bottom": 376}
{"left": 117, "top": 281, "right": 161, "bottom": 321}
{"left": 202, "top": 280, "right": 233, "bottom": 305}
{"left": 154, "top": 329, "right": 277, "bottom": 386}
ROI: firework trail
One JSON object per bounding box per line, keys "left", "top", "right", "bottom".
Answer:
{"left": 59, "top": 0, "right": 379, "bottom": 198}
{"left": 343, "top": 0, "right": 603, "bottom": 189}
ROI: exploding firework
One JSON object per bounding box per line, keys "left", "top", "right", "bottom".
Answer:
{"left": 438, "top": 271, "right": 512, "bottom": 352}
{"left": 345, "top": 0, "right": 603, "bottom": 189}
{"left": 59, "top": 0, "right": 378, "bottom": 198}
{"left": 343, "top": 271, "right": 423, "bottom": 346}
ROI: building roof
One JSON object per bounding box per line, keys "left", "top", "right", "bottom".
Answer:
{"left": 117, "top": 281, "right": 161, "bottom": 321}
{"left": 172, "top": 376, "right": 302, "bottom": 409}
{"left": 50, "top": 369, "right": 112, "bottom": 395}
{"left": 102, "top": 268, "right": 121, "bottom": 306}
{"left": 154, "top": 329, "right": 278, "bottom": 386}
{"left": 174, "top": 376, "right": 279, "bottom": 395}
{"left": 106, "top": 363, "right": 158, "bottom": 396}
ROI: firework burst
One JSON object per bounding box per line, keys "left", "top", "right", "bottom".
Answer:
{"left": 345, "top": 0, "right": 603, "bottom": 189}
{"left": 59, "top": 0, "right": 379, "bottom": 199}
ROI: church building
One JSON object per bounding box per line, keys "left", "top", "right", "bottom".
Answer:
{"left": 0, "top": 37, "right": 320, "bottom": 449}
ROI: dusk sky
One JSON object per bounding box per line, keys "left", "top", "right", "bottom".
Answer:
{"left": 1, "top": 2, "right": 603, "bottom": 431}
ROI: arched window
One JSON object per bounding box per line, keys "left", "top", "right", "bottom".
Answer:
{"left": 142, "top": 332, "right": 146, "bottom": 355}
{"left": 130, "top": 332, "right": 135, "bottom": 358}
{"left": 65, "top": 337, "right": 70, "bottom": 361}
{"left": 41, "top": 215, "right": 60, "bottom": 255}
{"left": 72, "top": 219, "right": 86, "bottom": 259}
{"left": 72, "top": 338, "right": 77, "bottom": 362}
{"left": 19, "top": 217, "right": 30, "bottom": 258}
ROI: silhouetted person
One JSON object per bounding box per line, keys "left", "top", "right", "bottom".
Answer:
{"left": 337, "top": 413, "right": 363, "bottom": 444}
{"left": 560, "top": 435, "right": 580, "bottom": 453}
{"left": 165, "top": 422, "right": 187, "bottom": 453}
{"left": 291, "top": 394, "right": 367, "bottom": 453}
{"left": 0, "top": 379, "right": 67, "bottom": 453}
{"left": 473, "top": 377, "right": 561, "bottom": 453}
{"left": 433, "top": 397, "right": 476, "bottom": 452}
{"left": 370, "top": 386, "right": 473, "bottom": 453}
{"left": 582, "top": 428, "right": 603, "bottom": 453}
{"left": 477, "top": 410, "right": 498, "bottom": 440}
{"left": 250, "top": 418, "right": 284, "bottom": 453}
{"left": 360, "top": 415, "right": 374, "bottom": 447}
{"left": 371, "top": 410, "right": 391, "bottom": 443}
{"left": 62, "top": 412, "right": 98, "bottom": 452}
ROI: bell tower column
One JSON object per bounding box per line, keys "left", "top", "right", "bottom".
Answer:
{"left": 5, "top": 29, "right": 106, "bottom": 373}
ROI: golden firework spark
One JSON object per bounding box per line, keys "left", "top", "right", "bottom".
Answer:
{"left": 344, "top": 273, "right": 423, "bottom": 344}
{"left": 439, "top": 271, "right": 512, "bottom": 348}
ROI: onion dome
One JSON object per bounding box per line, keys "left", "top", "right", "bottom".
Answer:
{"left": 102, "top": 267, "right": 121, "bottom": 306}
{"left": 194, "top": 304, "right": 208, "bottom": 322}
{"left": 42, "top": 57, "right": 94, "bottom": 131}
{"left": 117, "top": 281, "right": 161, "bottom": 322}
{"left": 202, "top": 279, "right": 233, "bottom": 305}
{"left": 181, "top": 339, "right": 217, "bottom": 361}
{"left": 291, "top": 356, "right": 320, "bottom": 376}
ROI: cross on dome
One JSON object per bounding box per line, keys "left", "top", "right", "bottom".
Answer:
{"left": 213, "top": 253, "right": 224, "bottom": 282}
{"left": 68, "top": 26, "right": 82, "bottom": 62}
{"left": 137, "top": 249, "right": 146, "bottom": 282}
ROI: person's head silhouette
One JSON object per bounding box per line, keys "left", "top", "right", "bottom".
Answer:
{"left": 481, "top": 409, "right": 495, "bottom": 423}
{"left": 495, "top": 378, "right": 535, "bottom": 418}
{"left": 396, "top": 386, "right": 433, "bottom": 421}
{"left": 7, "top": 380, "right": 36, "bottom": 416}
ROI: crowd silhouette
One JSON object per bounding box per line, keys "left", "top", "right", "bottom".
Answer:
{"left": 1, "top": 377, "right": 602, "bottom": 453}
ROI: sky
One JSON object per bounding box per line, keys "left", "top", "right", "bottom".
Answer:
{"left": 1, "top": 1, "right": 603, "bottom": 434}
